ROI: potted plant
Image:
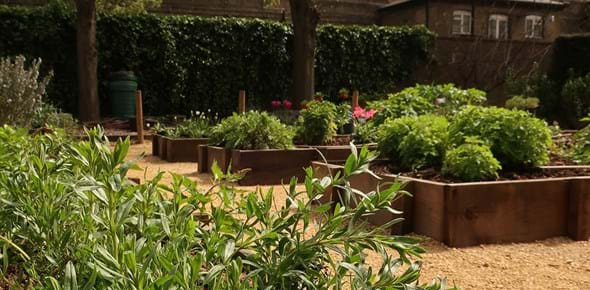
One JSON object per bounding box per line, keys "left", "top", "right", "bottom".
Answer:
{"left": 314, "top": 106, "right": 590, "bottom": 247}
{"left": 199, "top": 111, "right": 317, "bottom": 185}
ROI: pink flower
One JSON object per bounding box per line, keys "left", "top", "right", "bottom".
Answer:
{"left": 353, "top": 106, "right": 376, "bottom": 120}
{"left": 282, "top": 100, "right": 292, "bottom": 109}
{"left": 271, "top": 100, "right": 282, "bottom": 109}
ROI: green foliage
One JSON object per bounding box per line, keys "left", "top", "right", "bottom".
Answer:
{"left": 562, "top": 73, "right": 590, "bottom": 126}
{"left": 448, "top": 106, "right": 552, "bottom": 169}
{"left": 298, "top": 100, "right": 338, "bottom": 145}
{"left": 573, "top": 116, "right": 590, "bottom": 164}
{"left": 31, "top": 101, "right": 77, "bottom": 130}
{"left": 169, "top": 110, "right": 218, "bottom": 138}
{"left": 354, "top": 121, "right": 378, "bottom": 144}
{"left": 369, "top": 84, "right": 486, "bottom": 125}
{"left": 334, "top": 102, "right": 352, "bottom": 131}
{"left": 442, "top": 139, "right": 502, "bottom": 182}
{"left": 0, "top": 55, "right": 52, "bottom": 127}
{"left": 210, "top": 111, "right": 294, "bottom": 149}
{"left": 0, "top": 127, "right": 455, "bottom": 289}
{"left": 0, "top": 6, "right": 433, "bottom": 117}
{"left": 505, "top": 95, "right": 540, "bottom": 111}
{"left": 377, "top": 115, "right": 449, "bottom": 170}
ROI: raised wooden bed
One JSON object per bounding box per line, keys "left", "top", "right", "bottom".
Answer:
{"left": 157, "top": 135, "right": 168, "bottom": 161}
{"left": 312, "top": 161, "right": 590, "bottom": 247}
{"left": 198, "top": 146, "right": 318, "bottom": 186}
{"left": 152, "top": 134, "right": 161, "bottom": 156}
{"left": 298, "top": 143, "right": 377, "bottom": 162}
{"left": 164, "top": 137, "right": 209, "bottom": 162}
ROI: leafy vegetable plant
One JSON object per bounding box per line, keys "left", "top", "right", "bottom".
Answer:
{"left": 442, "top": 138, "right": 502, "bottom": 181}
{"left": 297, "top": 100, "right": 338, "bottom": 145}
{"left": 210, "top": 111, "right": 294, "bottom": 149}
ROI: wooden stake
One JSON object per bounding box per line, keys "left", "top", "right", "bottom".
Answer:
{"left": 239, "top": 90, "right": 246, "bottom": 113}
{"left": 135, "top": 90, "right": 144, "bottom": 144}
{"left": 352, "top": 90, "right": 359, "bottom": 109}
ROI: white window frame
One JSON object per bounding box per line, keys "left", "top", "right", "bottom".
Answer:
{"left": 452, "top": 10, "right": 472, "bottom": 35}
{"left": 525, "top": 15, "right": 543, "bottom": 39}
{"left": 488, "top": 14, "right": 509, "bottom": 40}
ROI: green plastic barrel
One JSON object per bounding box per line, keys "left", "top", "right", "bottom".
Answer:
{"left": 109, "top": 71, "right": 138, "bottom": 118}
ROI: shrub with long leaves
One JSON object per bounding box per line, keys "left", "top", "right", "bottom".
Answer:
{"left": 0, "top": 127, "right": 455, "bottom": 289}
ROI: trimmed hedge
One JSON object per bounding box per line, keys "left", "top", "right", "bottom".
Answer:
{"left": 0, "top": 5, "right": 433, "bottom": 116}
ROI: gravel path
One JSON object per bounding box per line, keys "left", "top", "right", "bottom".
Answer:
{"left": 125, "top": 141, "right": 590, "bottom": 289}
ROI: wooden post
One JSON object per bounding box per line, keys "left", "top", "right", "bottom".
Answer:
{"left": 352, "top": 90, "right": 359, "bottom": 109}
{"left": 239, "top": 90, "right": 246, "bottom": 113}
{"left": 135, "top": 90, "right": 144, "bottom": 144}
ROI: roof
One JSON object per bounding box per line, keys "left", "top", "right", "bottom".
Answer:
{"left": 379, "top": 0, "right": 566, "bottom": 12}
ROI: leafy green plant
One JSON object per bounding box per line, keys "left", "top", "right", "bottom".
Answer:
{"left": 442, "top": 138, "right": 502, "bottom": 181}
{"left": 171, "top": 110, "right": 218, "bottom": 138}
{"left": 0, "top": 126, "right": 455, "bottom": 289}
{"left": 210, "top": 111, "right": 294, "bottom": 149}
{"left": 369, "top": 84, "right": 486, "bottom": 125}
{"left": 377, "top": 115, "right": 449, "bottom": 170}
{"left": 0, "top": 55, "right": 52, "bottom": 127}
{"left": 505, "top": 95, "right": 540, "bottom": 111}
{"left": 298, "top": 100, "right": 338, "bottom": 145}
{"left": 31, "top": 101, "right": 77, "bottom": 131}
{"left": 562, "top": 73, "right": 590, "bottom": 126}
{"left": 572, "top": 115, "right": 590, "bottom": 164}
{"left": 353, "top": 121, "right": 378, "bottom": 144}
{"left": 335, "top": 103, "right": 352, "bottom": 133}
{"left": 449, "top": 106, "right": 552, "bottom": 169}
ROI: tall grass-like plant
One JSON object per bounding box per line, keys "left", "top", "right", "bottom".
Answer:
{"left": 0, "top": 127, "right": 454, "bottom": 289}
{"left": 0, "top": 56, "right": 52, "bottom": 127}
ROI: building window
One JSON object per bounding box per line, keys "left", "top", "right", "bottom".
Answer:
{"left": 452, "top": 10, "right": 472, "bottom": 35}
{"left": 488, "top": 14, "right": 509, "bottom": 39}
{"left": 525, "top": 15, "right": 543, "bottom": 38}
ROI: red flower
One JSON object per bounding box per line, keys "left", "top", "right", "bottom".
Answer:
{"left": 282, "top": 100, "right": 292, "bottom": 109}
{"left": 353, "top": 106, "right": 376, "bottom": 120}
{"left": 271, "top": 100, "right": 282, "bottom": 109}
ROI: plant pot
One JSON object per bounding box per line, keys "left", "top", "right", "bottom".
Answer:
{"left": 157, "top": 135, "right": 168, "bottom": 161}
{"left": 313, "top": 161, "right": 590, "bottom": 247}
{"left": 165, "top": 137, "right": 209, "bottom": 162}
{"left": 231, "top": 148, "right": 318, "bottom": 186}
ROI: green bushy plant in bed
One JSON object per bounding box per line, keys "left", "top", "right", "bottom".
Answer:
{"left": 210, "top": 111, "right": 294, "bottom": 150}
{"left": 448, "top": 106, "right": 552, "bottom": 169}
{"left": 442, "top": 138, "right": 502, "bottom": 181}
{"left": 377, "top": 114, "right": 449, "bottom": 170}
{"left": 369, "top": 84, "right": 486, "bottom": 125}
{"left": 0, "top": 126, "right": 455, "bottom": 289}
{"left": 298, "top": 100, "right": 338, "bottom": 145}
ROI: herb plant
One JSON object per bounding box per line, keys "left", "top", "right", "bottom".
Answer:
{"left": 442, "top": 138, "right": 502, "bottom": 181}
{"left": 448, "top": 106, "right": 552, "bottom": 169}
{"left": 210, "top": 111, "right": 294, "bottom": 150}
{"left": 0, "top": 126, "right": 455, "bottom": 290}
{"left": 377, "top": 115, "right": 449, "bottom": 170}
{"left": 298, "top": 100, "right": 338, "bottom": 145}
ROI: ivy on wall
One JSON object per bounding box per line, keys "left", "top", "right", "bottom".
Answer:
{"left": 0, "top": 5, "right": 433, "bottom": 116}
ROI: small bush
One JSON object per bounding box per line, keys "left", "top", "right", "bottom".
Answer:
{"left": 562, "top": 73, "right": 590, "bottom": 125}
{"left": 0, "top": 55, "right": 51, "bottom": 127}
{"left": 505, "top": 95, "right": 540, "bottom": 111}
{"left": 171, "top": 110, "right": 218, "bottom": 138}
{"left": 449, "top": 106, "right": 552, "bottom": 168}
{"left": 31, "top": 102, "right": 77, "bottom": 131}
{"left": 369, "top": 84, "right": 486, "bottom": 125}
{"left": 210, "top": 111, "right": 293, "bottom": 150}
{"left": 573, "top": 116, "right": 590, "bottom": 164}
{"left": 354, "top": 121, "right": 378, "bottom": 144}
{"left": 442, "top": 140, "right": 502, "bottom": 181}
{"left": 377, "top": 115, "right": 449, "bottom": 170}
{"left": 298, "top": 100, "right": 337, "bottom": 145}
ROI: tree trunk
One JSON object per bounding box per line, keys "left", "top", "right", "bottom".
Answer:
{"left": 75, "top": 0, "right": 100, "bottom": 122}
{"left": 289, "top": 0, "right": 319, "bottom": 108}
